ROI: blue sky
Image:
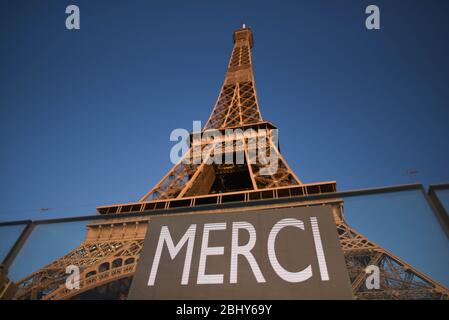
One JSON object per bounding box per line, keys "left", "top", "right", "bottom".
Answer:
{"left": 1, "top": 0, "right": 449, "bottom": 222}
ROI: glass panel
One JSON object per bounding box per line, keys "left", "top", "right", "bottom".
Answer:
{"left": 0, "top": 224, "right": 26, "bottom": 262}
{"left": 343, "top": 189, "right": 449, "bottom": 288}
{"left": 4, "top": 187, "right": 449, "bottom": 299}
{"left": 8, "top": 221, "right": 86, "bottom": 282}
{"left": 435, "top": 189, "right": 449, "bottom": 215}
{"left": 7, "top": 216, "right": 147, "bottom": 300}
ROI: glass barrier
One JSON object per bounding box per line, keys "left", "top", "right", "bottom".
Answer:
{"left": 8, "top": 221, "right": 86, "bottom": 283}
{"left": 5, "top": 217, "right": 148, "bottom": 300}
{"left": 0, "top": 223, "right": 27, "bottom": 263}
{"left": 1, "top": 186, "right": 448, "bottom": 299}
{"left": 343, "top": 189, "right": 449, "bottom": 289}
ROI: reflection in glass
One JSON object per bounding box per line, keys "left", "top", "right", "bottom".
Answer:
{"left": 8, "top": 216, "right": 147, "bottom": 300}
{"left": 8, "top": 221, "right": 86, "bottom": 282}
{"left": 4, "top": 188, "right": 449, "bottom": 300}
{"left": 343, "top": 189, "right": 449, "bottom": 288}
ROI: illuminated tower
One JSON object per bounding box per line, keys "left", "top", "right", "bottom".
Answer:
{"left": 14, "top": 27, "right": 449, "bottom": 300}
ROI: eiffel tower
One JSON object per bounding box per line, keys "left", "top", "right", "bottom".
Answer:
{"left": 13, "top": 26, "right": 449, "bottom": 300}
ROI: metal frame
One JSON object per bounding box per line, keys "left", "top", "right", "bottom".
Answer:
{"left": 1, "top": 221, "right": 34, "bottom": 270}
{"left": 0, "top": 183, "right": 427, "bottom": 227}
{"left": 2, "top": 183, "right": 449, "bottom": 300}
{"left": 428, "top": 184, "right": 449, "bottom": 239}
{"left": 0, "top": 183, "right": 446, "bottom": 271}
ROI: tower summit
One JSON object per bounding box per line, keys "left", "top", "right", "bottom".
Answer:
{"left": 205, "top": 26, "right": 259, "bottom": 129}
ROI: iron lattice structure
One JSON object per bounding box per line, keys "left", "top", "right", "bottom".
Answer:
{"left": 139, "top": 28, "right": 300, "bottom": 202}
{"left": 13, "top": 27, "right": 449, "bottom": 300}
